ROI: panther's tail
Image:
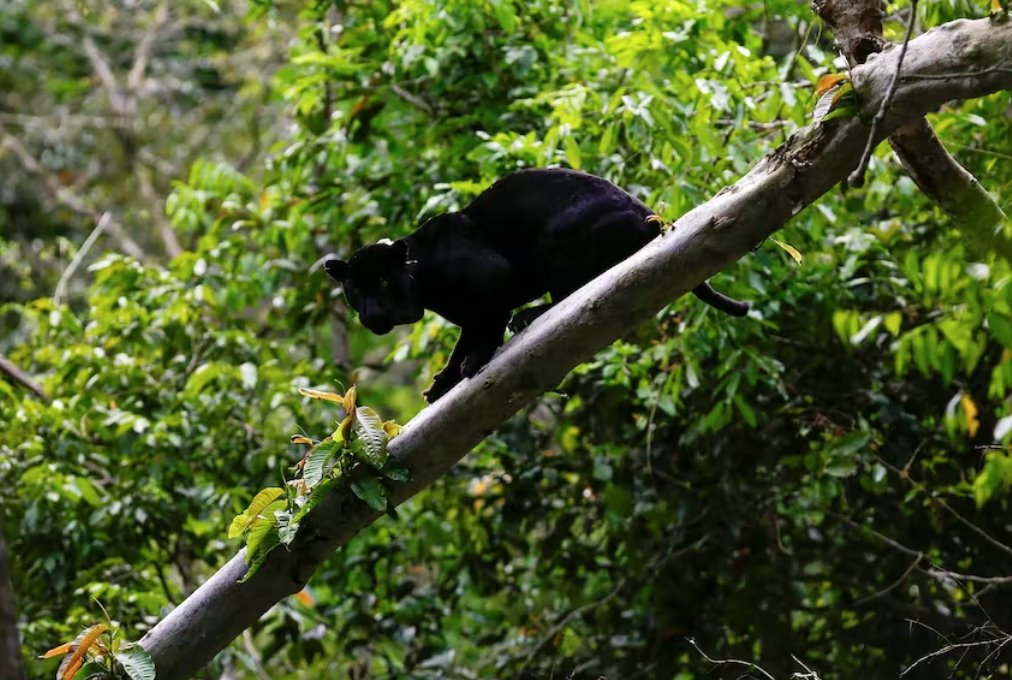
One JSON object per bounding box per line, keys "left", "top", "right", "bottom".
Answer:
{"left": 692, "top": 282, "right": 750, "bottom": 317}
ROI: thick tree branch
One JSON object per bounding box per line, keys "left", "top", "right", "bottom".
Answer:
{"left": 139, "top": 17, "right": 1012, "bottom": 679}
{"left": 815, "top": 0, "right": 1011, "bottom": 260}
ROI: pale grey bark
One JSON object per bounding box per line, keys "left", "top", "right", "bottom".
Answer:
{"left": 140, "top": 16, "right": 1012, "bottom": 679}
{"left": 816, "top": 0, "right": 1011, "bottom": 261}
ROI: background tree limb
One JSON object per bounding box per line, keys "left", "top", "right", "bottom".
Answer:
{"left": 0, "top": 354, "right": 47, "bottom": 402}
{"left": 815, "top": 0, "right": 1011, "bottom": 260}
{"left": 139, "top": 16, "right": 1012, "bottom": 679}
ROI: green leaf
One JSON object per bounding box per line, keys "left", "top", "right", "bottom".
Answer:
{"left": 563, "top": 135, "right": 582, "bottom": 170}
{"left": 115, "top": 645, "right": 156, "bottom": 680}
{"left": 492, "top": 0, "right": 516, "bottom": 31}
{"left": 381, "top": 458, "right": 411, "bottom": 482}
{"left": 350, "top": 477, "right": 388, "bottom": 512}
{"left": 240, "top": 530, "right": 280, "bottom": 583}
{"left": 229, "top": 487, "right": 284, "bottom": 538}
{"left": 303, "top": 439, "right": 340, "bottom": 488}
{"left": 244, "top": 499, "right": 286, "bottom": 562}
{"left": 352, "top": 406, "right": 389, "bottom": 469}
{"left": 827, "top": 431, "right": 871, "bottom": 458}
{"left": 824, "top": 431, "right": 869, "bottom": 478}
{"left": 733, "top": 394, "right": 757, "bottom": 428}
{"left": 884, "top": 312, "right": 903, "bottom": 336}
{"left": 973, "top": 453, "right": 1012, "bottom": 506}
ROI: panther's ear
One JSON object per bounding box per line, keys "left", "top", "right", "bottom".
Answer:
{"left": 323, "top": 257, "right": 350, "bottom": 282}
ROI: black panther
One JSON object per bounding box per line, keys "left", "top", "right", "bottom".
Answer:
{"left": 324, "top": 168, "right": 748, "bottom": 403}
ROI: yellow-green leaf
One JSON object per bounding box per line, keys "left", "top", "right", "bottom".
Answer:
{"left": 382, "top": 420, "right": 403, "bottom": 439}
{"left": 884, "top": 312, "right": 903, "bottom": 336}
{"left": 244, "top": 499, "right": 286, "bottom": 563}
{"left": 563, "top": 136, "right": 582, "bottom": 170}
{"left": 229, "top": 487, "right": 284, "bottom": 538}
{"left": 962, "top": 393, "right": 980, "bottom": 438}
{"left": 338, "top": 413, "right": 354, "bottom": 442}
{"left": 341, "top": 385, "right": 358, "bottom": 413}
{"left": 831, "top": 81, "right": 854, "bottom": 106}
{"left": 298, "top": 387, "right": 345, "bottom": 403}
{"left": 770, "top": 237, "right": 803, "bottom": 264}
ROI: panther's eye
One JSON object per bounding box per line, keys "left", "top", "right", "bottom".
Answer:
{"left": 378, "top": 279, "right": 390, "bottom": 290}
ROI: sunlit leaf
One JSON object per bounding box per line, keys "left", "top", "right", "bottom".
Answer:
{"left": 57, "top": 623, "right": 107, "bottom": 680}
{"left": 298, "top": 387, "right": 345, "bottom": 403}
{"left": 382, "top": 420, "right": 403, "bottom": 439}
{"left": 295, "top": 589, "right": 315, "bottom": 607}
{"left": 961, "top": 393, "right": 980, "bottom": 438}
{"left": 229, "top": 488, "right": 284, "bottom": 538}
{"left": 341, "top": 385, "right": 358, "bottom": 413}
{"left": 769, "top": 237, "right": 803, "bottom": 264}
{"left": 815, "top": 73, "right": 848, "bottom": 96}
{"left": 40, "top": 642, "right": 72, "bottom": 659}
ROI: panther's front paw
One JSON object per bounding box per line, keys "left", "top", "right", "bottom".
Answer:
{"left": 423, "top": 373, "right": 458, "bottom": 403}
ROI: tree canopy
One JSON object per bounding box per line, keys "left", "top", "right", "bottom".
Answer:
{"left": 2, "top": 1, "right": 1012, "bottom": 678}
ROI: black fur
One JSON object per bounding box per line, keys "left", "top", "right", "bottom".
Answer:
{"left": 325, "top": 168, "right": 748, "bottom": 403}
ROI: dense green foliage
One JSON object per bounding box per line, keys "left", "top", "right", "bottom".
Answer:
{"left": 2, "top": 0, "right": 1011, "bottom": 678}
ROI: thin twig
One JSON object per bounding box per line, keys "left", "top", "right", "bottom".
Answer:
{"left": 518, "top": 577, "right": 627, "bottom": 673}
{"left": 855, "top": 553, "right": 923, "bottom": 605}
{"left": 873, "top": 455, "right": 1012, "bottom": 558}
{"left": 55, "top": 212, "right": 111, "bottom": 306}
{"left": 240, "top": 630, "right": 271, "bottom": 680}
{"left": 0, "top": 355, "right": 48, "bottom": 401}
{"left": 390, "top": 84, "right": 434, "bottom": 115}
{"left": 686, "top": 637, "right": 777, "bottom": 680}
{"left": 848, "top": 0, "right": 918, "bottom": 187}
{"left": 901, "top": 637, "right": 1009, "bottom": 676}
{"left": 930, "top": 492, "right": 1012, "bottom": 558}
{"left": 836, "top": 512, "right": 1012, "bottom": 591}
{"left": 791, "top": 654, "right": 822, "bottom": 680}
{"left": 921, "top": 568, "right": 1012, "bottom": 585}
